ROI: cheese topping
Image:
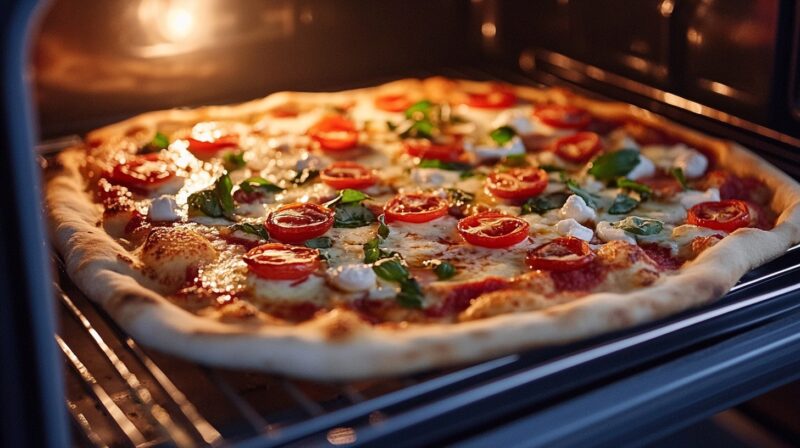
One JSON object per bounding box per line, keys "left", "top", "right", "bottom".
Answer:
{"left": 327, "top": 264, "right": 377, "bottom": 292}
{"left": 464, "top": 136, "right": 526, "bottom": 162}
{"left": 559, "top": 195, "right": 597, "bottom": 223}
{"left": 148, "top": 195, "right": 181, "bottom": 221}
{"left": 678, "top": 188, "right": 721, "bottom": 209}
{"left": 554, "top": 219, "right": 594, "bottom": 241}
{"left": 596, "top": 221, "right": 636, "bottom": 244}
{"left": 626, "top": 155, "right": 656, "bottom": 180}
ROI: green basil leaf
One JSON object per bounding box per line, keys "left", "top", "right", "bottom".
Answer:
{"left": 230, "top": 223, "right": 269, "bottom": 241}
{"left": 521, "top": 192, "right": 570, "bottom": 215}
{"left": 616, "top": 177, "right": 653, "bottom": 200}
{"left": 447, "top": 188, "right": 474, "bottom": 208}
{"left": 588, "top": 149, "right": 640, "bottom": 181}
{"left": 372, "top": 258, "right": 409, "bottom": 282}
{"left": 305, "top": 236, "right": 333, "bottom": 249}
{"left": 405, "top": 100, "right": 433, "bottom": 119}
{"left": 671, "top": 167, "right": 689, "bottom": 190}
{"left": 141, "top": 132, "right": 170, "bottom": 153}
{"left": 223, "top": 152, "right": 246, "bottom": 171}
{"left": 396, "top": 278, "right": 424, "bottom": 308}
{"left": 540, "top": 164, "right": 565, "bottom": 173}
{"left": 334, "top": 203, "right": 376, "bottom": 228}
{"left": 239, "top": 176, "right": 284, "bottom": 194}
{"left": 187, "top": 190, "right": 223, "bottom": 218}
{"left": 608, "top": 194, "right": 639, "bottom": 214}
{"left": 612, "top": 216, "right": 664, "bottom": 235}
{"left": 291, "top": 169, "right": 319, "bottom": 185}
{"left": 459, "top": 170, "right": 477, "bottom": 179}
{"left": 418, "top": 159, "right": 473, "bottom": 171}
{"left": 377, "top": 214, "right": 390, "bottom": 239}
{"left": 565, "top": 180, "right": 599, "bottom": 208}
{"left": 490, "top": 125, "right": 517, "bottom": 146}
{"left": 433, "top": 261, "right": 456, "bottom": 280}
{"left": 399, "top": 119, "right": 436, "bottom": 139}
{"left": 340, "top": 189, "right": 370, "bottom": 204}
{"left": 215, "top": 173, "right": 235, "bottom": 219}
{"left": 502, "top": 153, "right": 528, "bottom": 167}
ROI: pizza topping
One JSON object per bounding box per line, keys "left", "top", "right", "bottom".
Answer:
{"left": 244, "top": 243, "right": 320, "bottom": 280}
{"left": 608, "top": 194, "right": 639, "bottom": 215}
{"left": 642, "top": 144, "right": 709, "bottom": 179}
{"left": 431, "top": 260, "right": 457, "bottom": 280}
{"left": 148, "top": 195, "right": 181, "bottom": 222}
{"left": 140, "top": 131, "right": 170, "bottom": 154}
{"left": 559, "top": 194, "right": 597, "bottom": 223}
{"left": 220, "top": 223, "right": 270, "bottom": 248}
{"left": 587, "top": 148, "right": 640, "bottom": 180}
{"left": 187, "top": 135, "right": 239, "bottom": 157}
{"left": 596, "top": 221, "right": 636, "bottom": 244}
{"left": 384, "top": 193, "right": 449, "bottom": 223}
{"left": 325, "top": 189, "right": 377, "bottom": 228}
{"left": 457, "top": 212, "right": 530, "bottom": 248}
{"left": 533, "top": 104, "right": 592, "bottom": 130}
{"left": 612, "top": 216, "right": 664, "bottom": 235}
{"left": 411, "top": 168, "right": 462, "bottom": 189}
{"left": 327, "top": 263, "right": 377, "bottom": 292}
{"left": 486, "top": 167, "right": 548, "bottom": 200}
{"left": 465, "top": 128, "right": 526, "bottom": 162}
{"left": 491, "top": 109, "right": 536, "bottom": 135}
{"left": 625, "top": 155, "right": 656, "bottom": 180}
{"left": 308, "top": 116, "right": 359, "bottom": 152}
{"left": 526, "top": 237, "right": 595, "bottom": 271}
{"left": 266, "top": 203, "right": 335, "bottom": 243}
{"left": 320, "top": 162, "right": 376, "bottom": 190}
{"left": 404, "top": 139, "right": 464, "bottom": 162}
{"left": 552, "top": 132, "right": 603, "bottom": 164}
{"left": 109, "top": 154, "right": 179, "bottom": 192}
{"left": 467, "top": 88, "right": 517, "bottom": 109}
{"left": 679, "top": 188, "right": 721, "bottom": 209}
{"left": 374, "top": 94, "right": 412, "bottom": 112}
{"left": 687, "top": 200, "right": 750, "bottom": 232}
{"left": 554, "top": 219, "right": 594, "bottom": 242}
{"left": 235, "top": 176, "right": 284, "bottom": 203}
{"left": 521, "top": 192, "right": 570, "bottom": 215}
{"left": 187, "top": 174, "right": 235, "bottom": 220}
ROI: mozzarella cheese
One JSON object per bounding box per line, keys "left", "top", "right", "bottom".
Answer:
{"left": 671, "top": 224, "right": 726, "bottom": 247}
{"left": 626, "top": 155, "right": 656, "bottom": 180}
{"left": 554, "top": 219, "right": 594, "bottom": 241}
{"left": 327, "top": 264, "right": 377, "bottom": 292}
{"left": 464, "top": 136, "right": 526, "bottom": 162}
{"left": 679, "top": 188, "right": 721, "bottom": 209}
{"left": 248, "top": 274, "right": 327, "bottom": 304}
{"left": 491, "top": 109, "right": 535, "bottom": 135}
{"left": 642, "top": 144, "right": 709, "bottom": 179}
{"left": 410, "top": 168, "right": 462, "bottom": 188}
{"left": 559, "top": 194, "right": 597, "bottom": 223}
{"left": 595, "top": 221, "right": 636, "bottom": 244}
{"left": 148, "top": 195, "right": 181, "bottom": 221}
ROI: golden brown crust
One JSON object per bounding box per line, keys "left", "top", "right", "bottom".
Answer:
{"left": 45, "top": 77, "right": 800, "bottom": 380}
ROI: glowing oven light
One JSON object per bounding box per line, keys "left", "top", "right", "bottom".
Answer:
{"left": 163, "top": 7, "right": 194, "bottom": 41}
{"left": 138, "top": 0, "right": 202, "bottom": 44}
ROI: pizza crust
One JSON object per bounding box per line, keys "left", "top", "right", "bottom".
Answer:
{"left": 45, "top": 78, "right": 800, "bottom": 380}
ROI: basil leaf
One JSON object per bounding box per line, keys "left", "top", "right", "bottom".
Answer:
{"left": 305, "top": 236, "right": 333, "bottom": 249}
{"left": 215, "top": 173, "right": 235, "bottom": 219}
{"left": 588, "top": 149, "right": 640, "bottom": 181}
{"left": 223, "top": 152, "right": 246, "bottom": 171}
{"left": 396, "top": 278, "right": 424, "bottom": 308}
{"left": 230, "top": 223, "right": 269, "bottom": 241}
{"left": 608, "top": 194, "right": 639, "bottom": 214}
{"left": 459, "top": 170, "right": 477, "bottom": 179}
{"left": 502, "top": 153, "right": 528, "bottom": 167}
{"left": 187, "top": 190, "right": 223, "bottom": 217}
{"left": 405, "top": 100, "right": 433, "bottom": 119}
{"left": 291, "top": 169, "right": 319, "bottom": 185}
{"left": 521, "top": 192, "right": 570, "bottom": 215}
{"left": 141, "top": 132, "right": 169, "bottom": 153}
{"left": 447, "top": 188, "right": 474, "bottom": 208}
{"left": 540, "top": 164, "right": 565, "bottom": 173}
{"left": 565, "top": 180, "right": 599, "bottom": 208}
{"left": 399, "top": 119, "right": 435, "bottom": 139}
{"left": 418, "top": 159, "right": 473, "bottom": 171}
{"left": 333, "top": 203, "right": 375, "bottom": 228}
{"left": 372, "top": 258, "right": 409, "bottom": 282}
{"left": 377, "top": 214, "right": 390, "bottom": 239}
{"left": 434, "top": 261, "right": 456, "bottom": 280}
{"left": 616, "top": 177, "right": 653, "bottom": 200}
{"left": 671, "top": 167, "right": 689, "bottom": 190}
{"left": 340, "top": 189, "right": 370, "bottom": 204}
{"left": 612, "top": 216, "right": 664, "bottom": 235}
{"left": 239, "top": 176, "right": 284, "bottom": 194}
{"left": 490, "top": 125, "right": 516, "bottom": 146}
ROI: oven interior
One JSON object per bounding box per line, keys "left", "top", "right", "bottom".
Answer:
{"left": 5, "top": 0, "right": 800, "bottom": 446}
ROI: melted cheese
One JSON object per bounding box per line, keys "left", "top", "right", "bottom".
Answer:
{"left": 248, "top": 274, "right": 327, "bottom": 305}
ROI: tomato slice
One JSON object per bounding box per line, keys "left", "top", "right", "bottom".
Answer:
{"left": 243, "top": 243, "right": 320, "bottom": 280}
{"left": 186, "top": 135, "right": 238, "bottom": 157}
{"left": 551, "top": 132, "right": 602, "bottom": 164}
{"left": 308, "top": 116, "right": 359, "bottom": 152}
{"left": 467, "top": 89, "right": 517, "bottom": 109}
{"left": 533, "top": 104, "right": 592, "bottom": 129}
{"left": 526, "top": 237, "right": 595, "bottom": 271}
{"left": 687, "top": 199, "right": 751, "bottom": 232}
{"left": 457, "top": 212, "right": 530, "bottom": 248}
{"left": 374, "top": 94, "right": 412, "bottom": 112}
{"left": 384, "top": 193, "right": 449, "bottom": 223}
{"left": 320, "top": 162, "right": 376, "bottom": 190}
{"left": 265, "top": 203, "right": 335, "bottom": 243}
{"left": 109, "top": 154, "right": 176, "bottom": 191}
{"left": 486, "top": 167, "right": 548, "bottom": 200}
{"left": 404, "top": 139, "right": 464, "bottom": 162}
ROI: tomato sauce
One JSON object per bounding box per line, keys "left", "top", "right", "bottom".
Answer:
{"left": 640, "top": 244, "right": 683, "bottom": 271}
{"left": 549, "top": 260, "right": 606, "bottom": 292}
{"left": 426, "top": 277, "right": 509, "bottom": 317}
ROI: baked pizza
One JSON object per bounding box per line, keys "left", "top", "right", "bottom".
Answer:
{"left": 46, "top": 78, "right": 800, "bottom": 379}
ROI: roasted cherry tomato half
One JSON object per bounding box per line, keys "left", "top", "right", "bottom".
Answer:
{"left": 533, "top": 104, "right": 592, "bottom": 130}
{"left": 457, "top": 212, "right": 530, "bottom": 248}
{"left": 308, "top": 116, "right": 359, "bottom": 152}
{"left": 109, "top": 154, "right": 176, "bottom": 191}
{"left": 467, "top": 89, "right": 517, "bottom": 109}
{"left": 551, "top": 131, "right": 603, "bottom": 164}
{"left": 243, "top": 243, "right": 321, "bottom": 281}
{"left": 186, "top": 134, "right": 239, "bottom": 157}
{"left": 486, "top": 167, "right": 548, "bottom": 200}
{"left": 265, "top": 203, "right": 335, "bottom": 244}
{"left": 404, "top": 139, "right": 464, "bottom": 162}
{"left": 526, "top": 236, "right": 595, "bottom": 271}
{"left": 320, "top": 162, "right": 376, "bottom": 190}
{"left": 384, "top": 193, "right": 449, "bottom": 223}
{"left": 687, "top": 199, "right": 751, "bottom": 233}
{"left": 374, "top": 94, "right": 412, "bottom": 112}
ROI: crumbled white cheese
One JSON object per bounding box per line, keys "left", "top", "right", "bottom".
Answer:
{"left": 672, "top": 224, "right": 726, "bottom": 247}
{"left": 410, "top": 168, "right": 462, "bottom": 188}
{"left": 148, "top": 195, "right": 181, "bottom": 221}
{"left": 559, "top": 194, "right": 597, "bottom": 223}
{"left": 248, "top": 274, "right": 326, "bottom": 304}
{"left": 596, "top": 221, "right": 636, "bottom": 244}
{"left": 679, "top": 188, "right": 721, "bottom": 209}
{"left": 626, "top": 155, "right": 656, "bottom": 180}
{"left": 464, "top": 136, "right": 526, "bottom": 162}
{"left": 491, "top": 109, "right": 535, "bottom": 135}
{"left": 295, "top": 152, "right": 327, "bottom": 172}
{"left": 674, "top": 146, "right": 709, "bottom": 179}
{"left": 327, "top": 264, "right": 377, "bottom": 292}
{"left": 582, "top": 176, "right": 606, "bottom": 194}
{"left": 554, "top": 219, "right": 594, "bottom": 241}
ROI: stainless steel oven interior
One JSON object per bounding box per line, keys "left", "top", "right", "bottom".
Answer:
{"left": 3, "top": 0, "right": 800, "bottom": 447}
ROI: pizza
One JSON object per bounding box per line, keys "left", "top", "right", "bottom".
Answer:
{"left": 46, "top": 78, "right": 800, "bottom": 380}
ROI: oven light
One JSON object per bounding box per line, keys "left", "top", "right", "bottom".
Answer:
{"left": 137, "top": 0, "right": 203, "bottom": 44}
{"left": 163, "top": 6, "right": 194, "bottom": 41}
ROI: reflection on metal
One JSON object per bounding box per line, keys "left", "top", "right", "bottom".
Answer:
{"left": 687, "top": 28, "right": 705, "bottom": 47}
{"left": 697, "top": 78, "right": 759, "bottom": 103}
{"left": 659, "top": 0, "right": 674, "bottom": 18}
{"left": 521, "top": 49, "right": 800, "bottom": 148}
{"left": 481, "top": 22, "right": 497, "bottom": 38}
{"left": 327, "top": 426, "right": 357, "bottom": 445}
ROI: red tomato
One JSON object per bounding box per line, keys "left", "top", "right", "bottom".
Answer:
{"left": 384, "top": 193, "right": 449, "bottom": 223}
{"left": 186, "top": 134, "right": 238, "bottom": 157}
{"left": 374, "top": 94, "right": 412, "bottom": 112}
{"left": 639, "top": 176, "right": 683, "bottom": 199}
{"left": 308, "top": 116, "right": 359, "bottom": 152}
{"left": 457, "top": 212, "right": 530, "bottom": 248}
{"left": 533, "top": 104, "right": 592, "bottom": 129}
{"left": 404, "top": 139, "right": 464, "bottom": 162}
{"left": 486, "top": 167, "right": 548, "bottom": 200}
{"left": 551, "top": 132, "right": 602, "bottom": 164}
{"left": 467, "top": 89, "right": 517, "bottom": 109}
{"left": 109, "top": 154, "right": 176, "bottom": 191}
{"left": 526, "top": 237, "right": 595, "bottom": 271}
{"left": 265, "top": 203, "right": 335, "bottom": 243}
{"left": 687, "top": 200, "right": 751, "bottom": 232}
{"left": 320, "top": 162, "right": 376, "bottom": 190}
{"left": 243, "top": 243, "right": 320, "bottom": 280}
